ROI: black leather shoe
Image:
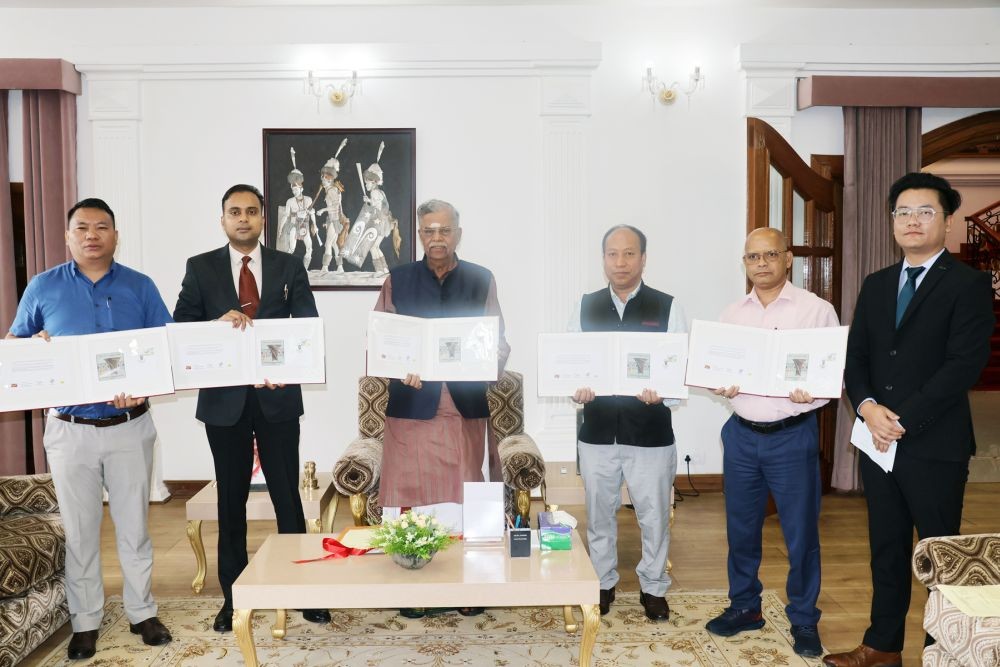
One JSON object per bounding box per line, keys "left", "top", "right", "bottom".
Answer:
{"left": 213, "top": 606, "right": 234, "bottom": 633}
{"left": 639, "top": 591, "right": 670, "bottom": 621}
{"left": 67, "top": 630, "right": 98, "bottom": 660}
{"left": 599, "top": 588, "right": 615, "bottom": 616}
{"left": 457, "top": 607, "right": 484, "bottom": 616}
{"left": 300, "top": 608, "right": 331, "bottom": 624}
{"left": 399, "top": 607, "right": 425, "bottom": 618}
{"left": 129, "top": 616, "right": 172, "bottom": 646}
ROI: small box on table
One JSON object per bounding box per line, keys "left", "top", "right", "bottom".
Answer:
{"left": 538, "top": 511, "right": 572, "bottom": 551}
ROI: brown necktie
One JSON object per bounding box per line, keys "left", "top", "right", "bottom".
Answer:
{"left": 239, "top": 255, "right": 260, "bottom": 318}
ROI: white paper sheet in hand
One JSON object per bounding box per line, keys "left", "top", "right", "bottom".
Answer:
{"left": 850, "top": 417, "right": 897, "bottom": 473}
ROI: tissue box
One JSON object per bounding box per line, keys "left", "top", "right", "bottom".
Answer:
{"left": 538, "top": 511, "right": 572, "bottom": 551}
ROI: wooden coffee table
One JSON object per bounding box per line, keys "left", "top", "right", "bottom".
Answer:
{"left": 232, "top": 530, "right": 601, "bottom": 666}
{"left": 185, "top": 473, "right": 338, "bottom": 594}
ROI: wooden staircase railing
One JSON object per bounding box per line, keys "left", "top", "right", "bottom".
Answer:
{"left": 964, "top": 200, "right": 1000, "bottom": 300}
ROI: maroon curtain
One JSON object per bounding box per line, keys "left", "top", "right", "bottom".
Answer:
{"left": 9, "top": 89, "right": 78, "bottom": 475}
{"left": 22, "top": 90, "right": 75, "bottom": 274}
{"left": 831, "top": 106, "right": 921, "bottom": 492}
{"left": 0, "top": 90, "right": 30, "bottom": 475}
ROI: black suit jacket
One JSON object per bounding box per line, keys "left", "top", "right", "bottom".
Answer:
{"left": 845, "top": 251, "right": 994, "bottom": 462}
{"left": 173, "top": 244, "right": 319, "bottom": 427}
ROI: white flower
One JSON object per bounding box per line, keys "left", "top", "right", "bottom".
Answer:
{"left": 399, "top": 520, "right": 409, "bottom": 529}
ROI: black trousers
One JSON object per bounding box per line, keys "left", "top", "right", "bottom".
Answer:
{"left": 859, "top": 448, "right": 968, "bottom": 652}
{"left": 205, "top": 390, "right": 306, "bottom": 606}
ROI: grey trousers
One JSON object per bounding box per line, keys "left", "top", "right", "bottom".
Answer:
{"left": 43, "top": 411, "right": 158, "bottom": 632}
{"left": 578, "top": 441, "right": 677, "bottom": 595}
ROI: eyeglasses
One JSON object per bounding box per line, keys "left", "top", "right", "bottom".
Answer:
{"left": 742, "top": 250, "right": 786, "bottom": 264}
{"left": 891, "top": 207, "right": 941, "bottom": 224}
{"left": 418, "top": 226, "right": 455, "bottom": 238}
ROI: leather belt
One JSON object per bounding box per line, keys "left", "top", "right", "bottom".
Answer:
{"left": 53, "top": 401, "right": 149, "bottom": 428}
{"left": 734, "top": 410, "right": 813, "bottom": 435}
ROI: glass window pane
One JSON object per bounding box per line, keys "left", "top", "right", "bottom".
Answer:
{"left": 768, "top": 165, "right": 783, "bottom": 230}
{"left": 792, "top": 192, "right": 805, "bottom": 245}
{"left": 791, "top": 256, "right": 805, "bottom": 288}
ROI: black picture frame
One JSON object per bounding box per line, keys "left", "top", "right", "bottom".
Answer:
{"left": 262, "top": 128, "right": 416, "bottom": 290}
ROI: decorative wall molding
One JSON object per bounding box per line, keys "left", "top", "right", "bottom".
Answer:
{"left": 75, "top": 41, "right": 602, "bottom": 81}
{"left": 534, "top": 75, "right": 592, "bottom": 458}
{"left": 738, "top": 42, "right": 1000, "bottom": 138}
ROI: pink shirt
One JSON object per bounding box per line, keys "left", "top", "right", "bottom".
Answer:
{"left": 720, "top": 281, "right": 840, "bottom": 422}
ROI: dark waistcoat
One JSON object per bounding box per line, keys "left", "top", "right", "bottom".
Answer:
{"left": 386, "top": 258, "right": 494, "bottom": 420}
{"left": 579, "top": 284, "right": 675, "bottom": 447}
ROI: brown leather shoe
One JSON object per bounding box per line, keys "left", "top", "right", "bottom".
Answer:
{"left": 129, "top": 616, "right": 172, "bottom": 646}
{"left": 599, "top": 588, "right": 615, "bottom": 615}
{"left": 639, "top": 591, "right": 670, "bottom": 621}
{"left": 67, "top": 630, "right": 98, "bottom": 660}
{"left": 823, "top": 644, "right": 902, "bottom": 667}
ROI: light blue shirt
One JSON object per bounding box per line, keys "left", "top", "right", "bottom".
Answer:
{"left": 10, "top": 260, "right": 172, "bottom": 418}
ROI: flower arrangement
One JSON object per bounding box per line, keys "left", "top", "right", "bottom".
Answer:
{"left": 370, "top": 510, "right": 455, "bottom": 562}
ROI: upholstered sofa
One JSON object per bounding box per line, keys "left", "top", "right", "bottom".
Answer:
{"left": 333, "top": 371, "right": 546, "bottom": 527}
{"left": 0, "top": 474, "right": 67, "bottom": 667}
{"left": 912, "top": 533, "right": 1000, "bottom": 667}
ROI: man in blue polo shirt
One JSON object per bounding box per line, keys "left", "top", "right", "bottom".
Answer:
{"left": 6, "top": 198, "right": 173, "bottom": 660}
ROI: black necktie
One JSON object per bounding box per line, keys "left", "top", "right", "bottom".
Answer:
{"left": 895, "top": 266, "right": 924, "bottom": 328}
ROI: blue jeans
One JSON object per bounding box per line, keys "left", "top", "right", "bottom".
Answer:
{"left": 721, "top": 414, "right": 822, "bottom": 626}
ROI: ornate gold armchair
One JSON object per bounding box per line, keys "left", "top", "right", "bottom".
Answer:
{"left": 333, "top": 371, "right": 545, "bottom": 527}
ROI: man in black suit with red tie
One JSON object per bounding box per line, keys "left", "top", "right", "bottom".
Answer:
{"left": 173, "top": 184, "right": 330, "bottom": 632}
{"left": 824, "top": 173, "right": 995, "bottom": 667}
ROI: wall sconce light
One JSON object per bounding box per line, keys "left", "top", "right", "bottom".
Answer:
{"left": 305, "top": 70, "right": 358, "bottom": 108}
{"left": 643, "top": 65, "right": 704, "bottom": 105}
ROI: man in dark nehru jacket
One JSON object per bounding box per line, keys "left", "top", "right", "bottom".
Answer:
{"left": 570, "top": 224, "right": 687, "bottom": 622}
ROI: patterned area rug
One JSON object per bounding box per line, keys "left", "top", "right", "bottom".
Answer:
{"left": 38, "top": 591, "right": 824, "bottom": 666}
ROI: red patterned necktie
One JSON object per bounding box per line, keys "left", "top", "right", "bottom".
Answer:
{"left": 239, "top": 255, "right": 260, "bottom": 319}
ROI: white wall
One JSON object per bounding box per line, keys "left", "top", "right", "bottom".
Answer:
{"left": 1, "top": 4, "right": 997, "bottom": 481}
{"left": 5, "top": 90, "right": 22, "bottom": 181}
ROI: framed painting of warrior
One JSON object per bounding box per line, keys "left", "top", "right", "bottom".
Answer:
{"left": 262, "top": 128, "right": 416, "bottom": 290}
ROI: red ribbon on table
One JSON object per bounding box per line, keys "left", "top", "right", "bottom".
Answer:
{"left": 293, "top": 537, "right": 372, "bottom": 563}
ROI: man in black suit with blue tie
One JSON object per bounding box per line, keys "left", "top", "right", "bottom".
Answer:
{"left": 174, "top": 184, "right": 330, "bottom": 632}
{"left": 824, "top": 173, "right": 995, "bottom": 667}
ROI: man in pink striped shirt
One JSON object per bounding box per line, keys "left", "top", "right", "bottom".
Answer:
{"left": 704, "top": 227, "right": 839, "bottom": 659}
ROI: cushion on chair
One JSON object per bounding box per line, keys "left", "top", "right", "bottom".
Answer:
{"left": 0, "top": 514, "right": 65, "bottom": 597}
{"left": 365, "top": 492, "right": 384, "bottom": 526}
{"left": 0, "top": 574, "right": 68, "bottom": 667}
{"left": 913, "top": 534, "right": 1000, "bottom": 588}
{"left": 923, "top": 590, "right": 1000, "bottom": 667}
{"left": 333, "top": 437, "right": 383, "bottom": 496}
{"left": 487, "top": 371, "right": 525, "bottom": 440}
{"left": 358, "top": 376, "right": 390, "bottom": 440}
{"left": 921, "top": 642, "right": 964, "bottom": 667}
{"left": 498, "top": 434, "right": 545, "bottom": 491}
{"left": 0, "top": 474, "right": 59, "bottom": 518}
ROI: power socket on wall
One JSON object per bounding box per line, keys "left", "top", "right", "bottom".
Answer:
{"left": 682, "top": 453, "right": 697, "bottom": 467}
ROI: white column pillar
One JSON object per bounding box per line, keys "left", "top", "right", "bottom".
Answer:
{"left": 84, "top": 71, "right": 170, "bottom": 502}
{"left": 739, "top": 65, "right": 803, "bottom": 141}
{"left": 534, "top": 75, "right": 592, "bottom": 461}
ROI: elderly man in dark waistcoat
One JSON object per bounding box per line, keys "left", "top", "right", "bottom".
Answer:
{"left": 570, "top": 224, "right": 687, "bottom": 622}
{"left": 372, "top": 198, "right": 510, "bottom": 616}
